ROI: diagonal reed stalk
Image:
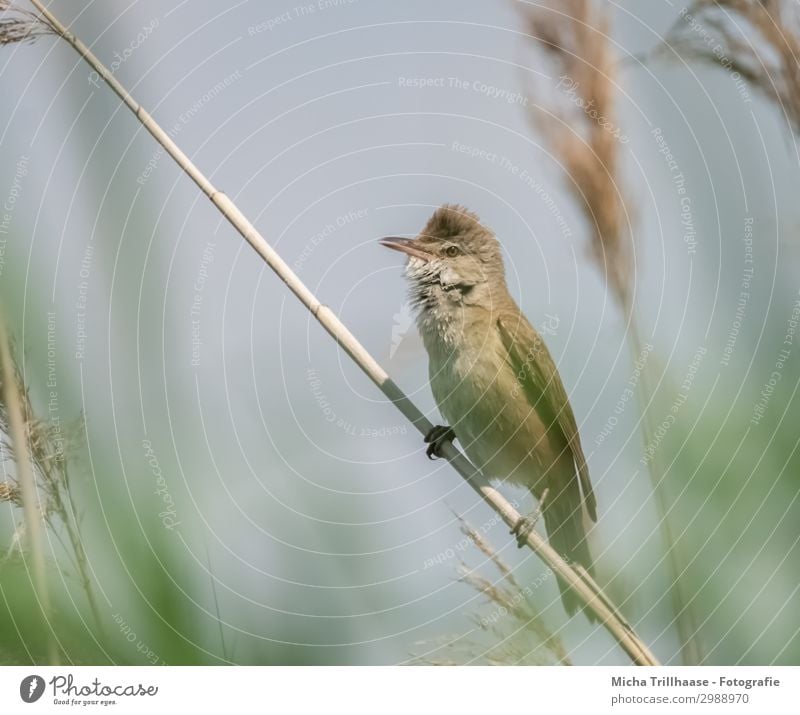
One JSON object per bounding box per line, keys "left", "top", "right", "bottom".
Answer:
{"left": 0, "top": 309, "right": 59, "bottom": 664}
{"left": 2, "top": 0, "right": 660, "bottom": 665}
{"left": 520, "top": 1, "right": 701, "bottom": 664}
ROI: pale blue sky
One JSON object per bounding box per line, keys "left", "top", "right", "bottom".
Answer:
{"left": 1, "top": 0, "right": 798, "bottom": 664}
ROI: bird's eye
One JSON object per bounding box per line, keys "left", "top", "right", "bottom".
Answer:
{"left": 445, "top": 245, "right": 460, "bottom": 258}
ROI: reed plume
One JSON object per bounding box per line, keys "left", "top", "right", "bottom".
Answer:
{"left": 0, "top": 312, "right": 58, "bottom": 663}
{"left": 0, "top": 0, "right": 52, "bottom": 46}
{"left": 524, "top": 0, "right": 633, "bottom": 310}
{"left": 414, "top": 516, "right": 571, "bottom": 665}
{"left": 519, "top": 0, "right": 701, "bottom": 664}
{"left": 0, "top": 321, "right": 102, "bottom": 642}
{"left": 664, "top": 0, "right": 800, "bottom": 134}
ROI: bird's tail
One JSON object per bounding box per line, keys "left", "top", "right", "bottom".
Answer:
{"left": 543, "top": 483, "right": 597, "bottom": 622}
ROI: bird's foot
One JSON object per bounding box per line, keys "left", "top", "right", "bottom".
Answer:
{"left": 510, "top": 514, "right": 539, "bottom": 548}
{"left": 510, "top": 488, "right": 549, "bottom": 548}
{"left": 424, "top": 425, "right": 456, "bottom": 459}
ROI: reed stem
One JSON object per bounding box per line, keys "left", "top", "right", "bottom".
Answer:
{"left": 0, "top": 309, "right": 59, "bottom": 664}
{"left": 15, "top": 0, "right": 660, "bottom": 665}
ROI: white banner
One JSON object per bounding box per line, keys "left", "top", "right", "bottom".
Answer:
{"left": 0, "top": 666, "right": 798, "bottom": 714}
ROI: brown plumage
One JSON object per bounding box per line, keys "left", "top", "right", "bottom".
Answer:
{"left": 382, "top": 204, "right": 597, "bottom": 619}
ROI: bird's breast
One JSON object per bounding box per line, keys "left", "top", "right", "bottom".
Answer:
{"left": 425, "top": 321, "right": 558, "bottom": 490}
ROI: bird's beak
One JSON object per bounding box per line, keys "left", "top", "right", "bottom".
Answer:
{"left": 379, "top": 237, "right": 434, "bottom": 262}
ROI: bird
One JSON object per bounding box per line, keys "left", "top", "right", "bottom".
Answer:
{"left": 381, "top": 204, "right": 597, "bottom": 619}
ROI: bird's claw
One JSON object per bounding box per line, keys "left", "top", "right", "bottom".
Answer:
{"left": 424, "top": 425, "right": 456, "bottom": 459}
{"left": 510, "top": 488, "right": 549, "bottom": 548}
{"left": 510, "top": 514, "right": 539, "bottom": 548}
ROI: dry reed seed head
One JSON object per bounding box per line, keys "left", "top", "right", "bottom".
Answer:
{"left": 0, "top": 2, "right": 53, "bottom": 46}
{"left": 459, "top": 567, "right": 518, "bottom": 611}
{"left": 418, "top": 547, "right": 569, "bottom": 664}
{"left": 522, "top": 0, "right": 635, "bottom": 309}
{"left": 666, "top": 1, "right": 800, "bottom": 131}
{"left": 458, "top": 521, "right": 523, "bottom": 589}
{"left": 0, "top": 480, "right": 21, "bottom": 505}
{"left": 457, "top": 520, "right": 510, "bottom": 573}
{"left": 1, "top": 374, "right": 71, "bottom": 476}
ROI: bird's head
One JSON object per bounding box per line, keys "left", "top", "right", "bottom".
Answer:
{"left": 380, "top": 204, "right": 505, "bottom": 310}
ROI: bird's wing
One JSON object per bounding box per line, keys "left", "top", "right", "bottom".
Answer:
{"left": 497, "top": 315, "right": 597, "bottom": 522}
